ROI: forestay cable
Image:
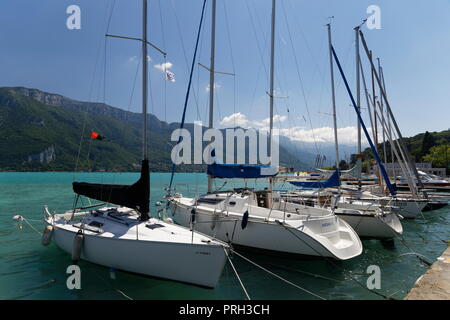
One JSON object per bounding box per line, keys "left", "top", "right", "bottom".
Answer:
{"left": 168, "top": 0, "right": 208, "bottom": 192}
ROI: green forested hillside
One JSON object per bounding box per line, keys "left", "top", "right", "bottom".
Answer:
{"left": 0, "top": 88, "right": 180, "bottom": 171}
{"left": 361, "top": 129, "right": 450, "bottom": 174}
{"left": 0, "top": 87, "right": 307, "bottom": 172}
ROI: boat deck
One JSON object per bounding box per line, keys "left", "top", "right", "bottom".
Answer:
{"left": 405, "top": 245, "right": 450, "bottom": 300}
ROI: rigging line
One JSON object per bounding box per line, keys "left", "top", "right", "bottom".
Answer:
{"left": 125, "top": 50, "right": 142, "bottom": 123}
{"left": 224, "top": 248, "right": 251, "bottom": 300}
{"left": 222, "top": 2, "right": 236, "bottom": 96}
{"left": 264, "top": 262, "right": 342, "bottom": 283}
{"left": 169, "top": 0, "right": 202, "bottom": 120}
{"left": 248, "top": 60, "right": 263, "bottom": 118}
{"left": 103, "top": 30, "right": 108, "bottom": 105}
{"left": 359, "top": 58, "right": 376, "bottom": 141}
{"left": 274, "top": 220, "right": 394, "bottom": 300}
{"left": 196, "top": 3, "right": 208, "bottom": 124}
{"left": 245, "top": 0, "right": 269, "bottom": 80}
{"left": 168, "top": 0, "right": 208, "bottom": 193}
{"left": 75, "top": 1, "right": 116, "bottom": 179}
{"left": 157, "top": 0, "right": 167, "bottom": 122}
{"left": 231, "top": 249, "right": 326, "bottom": 300}
{"left": 280, "top": 0, "right": 320, "bottom": 155}
{"left": 286, "top": 0, "right": 328, "bottom": 92}
{"left": 222, "top": 0, "right": 237, "bottom": 123}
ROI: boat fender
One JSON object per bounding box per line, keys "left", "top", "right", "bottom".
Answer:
{"left": 191, "top": 208, "right": 196, "bottom": 224}
{"left": 72, "top": 230, "right": 84, "bottom": 264}
{"left": 163, "top": 217, "right": 174, "bottom": 224}
{"left": 241, "top": 211, "right": 249, "bottom": 230}
{"left": 41, "top": 226, "right": 53, "bottom": 246}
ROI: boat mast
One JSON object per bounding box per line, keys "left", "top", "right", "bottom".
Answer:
{"left": 327, "top": 24, "right": 340, "bottom": 183}
{"left": 370, "top": 50, "right": 382, "bottom": 190}
{"left": 207, "top": 0, "right": 217, "bottom": 194}
{"left": 269, "top": 0, "right": 276, "bottom": 159}
{"left": 377, "top": 58, "right": 388, "bottom": 165}
{"left": 380, "top": 68, "right": 396, "bottom": 179}
{"left": 355, "top": 26, "right": 362, "bottom": 190}
{"left": 142, "top": 0, "right": 148, "bottom": 161}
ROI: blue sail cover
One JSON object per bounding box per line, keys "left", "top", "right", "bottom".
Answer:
{"left": 289, "top": 170, "right": 340, "bottom": 189}
{"left": 207, "top": 164, "right": 279, "bottom": 179}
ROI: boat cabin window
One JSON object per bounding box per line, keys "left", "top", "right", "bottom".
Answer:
{"left": 196, "top": 198, "right": 225, "bottom": 205}
{"left": 88, "top": 221, "right": 103, "bottom": 228}
{"left": 255, "top": 191, "right": 271, "bottom": 209}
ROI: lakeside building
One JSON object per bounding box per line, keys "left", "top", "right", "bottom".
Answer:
{"left": 372, "top": 162, "right": 447, "bottom": 177}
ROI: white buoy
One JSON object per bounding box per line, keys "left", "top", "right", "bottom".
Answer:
{"left": 155, "top": 201, "right": 162, "bottom": 207}
{"left": 12, "top": 215, "right": 24, "bottom": 221}
{"left": 72, "top": 231, "right": 84, "bottom": 263}
{"left": 41, "top": 226, "right": 53, "bottom": 246}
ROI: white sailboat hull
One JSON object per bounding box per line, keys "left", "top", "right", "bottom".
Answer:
{"left": 47, "top": 213, "right": 228, "bottom": 288}
{"left": 360, "top": 198, "right": 427, "bottom": 219}
{"left": 390, "top": 199, "right": 427, "bottom": 218}
{"left": 169, "top": 198, "right": 362, "bottom": 261}
{"left": 334, "top": 209, "right": 402, "bottom": 239}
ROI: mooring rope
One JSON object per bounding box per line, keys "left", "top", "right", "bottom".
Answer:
{"left": 224, "top": 248, "right": 251, "bottom": 300}
{"left": 230, "top": 249, "right": 326, "bottom": 300}
{"left": 274, "top": 220, "right": 395, "bottom": 300}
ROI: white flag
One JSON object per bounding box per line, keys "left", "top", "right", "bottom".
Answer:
{"left": 165, "top": 70, "right": 175, "bottom": 82}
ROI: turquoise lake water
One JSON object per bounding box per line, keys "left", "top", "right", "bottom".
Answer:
{"left": 0, "top": 172, "right": 449, "bottom": 300}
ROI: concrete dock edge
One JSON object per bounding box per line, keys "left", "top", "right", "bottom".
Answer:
{"left": 405, "top": 245, "right": 450, "bottom": 300}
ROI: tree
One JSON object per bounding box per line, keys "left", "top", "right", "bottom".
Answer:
{"left": 339, "top": 160, "right": 349, "bottom": 170}
{"left": 423, "top": 144, "right": 450, "bottom": 175}
{"left": 421, "top": 131, "right": 436, "bottom": 161}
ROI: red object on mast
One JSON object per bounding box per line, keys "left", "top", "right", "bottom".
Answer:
{"left": 90, "top": 131, "right": 104, "bottom": 140}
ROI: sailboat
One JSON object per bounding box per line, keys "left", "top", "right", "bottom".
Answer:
{"left": 283, "top": 24, "right": 403, "bottom": 240}
{"left": 344, "top": 29, "right": 428, "bottom": 219}
{"left": 41, "top": 0, "right": 228, "bottom": 289}
{"left": 167, "top": 0, "right": 362, "bottom": 261}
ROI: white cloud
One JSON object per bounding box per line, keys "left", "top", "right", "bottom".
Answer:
{"left": 206, "top": 83, "right": 221, "bottom": 92}
{"left": 129, "top": 55, "right": 151, "bottom": 62}
{"left": 219, "top": 113, "right": 287, "bottom": 130}
{"left": 154, "top": 62, "right": 173, "bottom": 72}
{"left": 219, "top": 113, "right": 363, "bottom": 145}
{"left": 279, "top": 126, "right": 364, "bottom": 145}
{"left": 220, "top": 112, "right": 249, "bottom": 128}
{"left": 254, "top": 114, "right": 287, "bottom": 128}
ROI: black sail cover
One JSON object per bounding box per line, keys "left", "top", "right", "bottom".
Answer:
{"left": 73, "top": 160, "right": 150, "bottom": 218}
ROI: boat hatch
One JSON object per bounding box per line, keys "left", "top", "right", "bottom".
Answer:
{"left": 146, "top": 223, "right": 165, "bottom": 230}
{"left": 73, "top": 223, "right": 103, "bottom": 234}
{"left": 88, "top": 221, "right": 103, "bottom": 228}
{"left": 196, "top": 198, "right": 224, "bottom": 205}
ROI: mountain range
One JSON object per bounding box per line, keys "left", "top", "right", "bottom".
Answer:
{"left": 0, "top": 87, "right": 312, "bottom": 172}
{"left": 2, "top": 87, "right": 448, "bottom": 173}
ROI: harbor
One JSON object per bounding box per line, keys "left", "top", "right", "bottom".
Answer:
{"left": 1, "top": 0, "right": 450, "bottom": 305}
{"left": 2, "top": 172, "right": 449, "bottom": 300}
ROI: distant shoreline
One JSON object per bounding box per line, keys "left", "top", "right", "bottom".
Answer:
{"left": 0, "top": 171, "right": 204, "bottom": 174}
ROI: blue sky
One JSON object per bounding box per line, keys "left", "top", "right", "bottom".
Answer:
{"left": 1, "top": 0, "right": 450, "bottom": 150}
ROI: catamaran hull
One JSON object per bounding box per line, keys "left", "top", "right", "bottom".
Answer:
{"left": 169, "top": 201, "right": 362, "bottom": 261}
{"left": 49, "top": 223, "right": 227, "bottom": 288}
